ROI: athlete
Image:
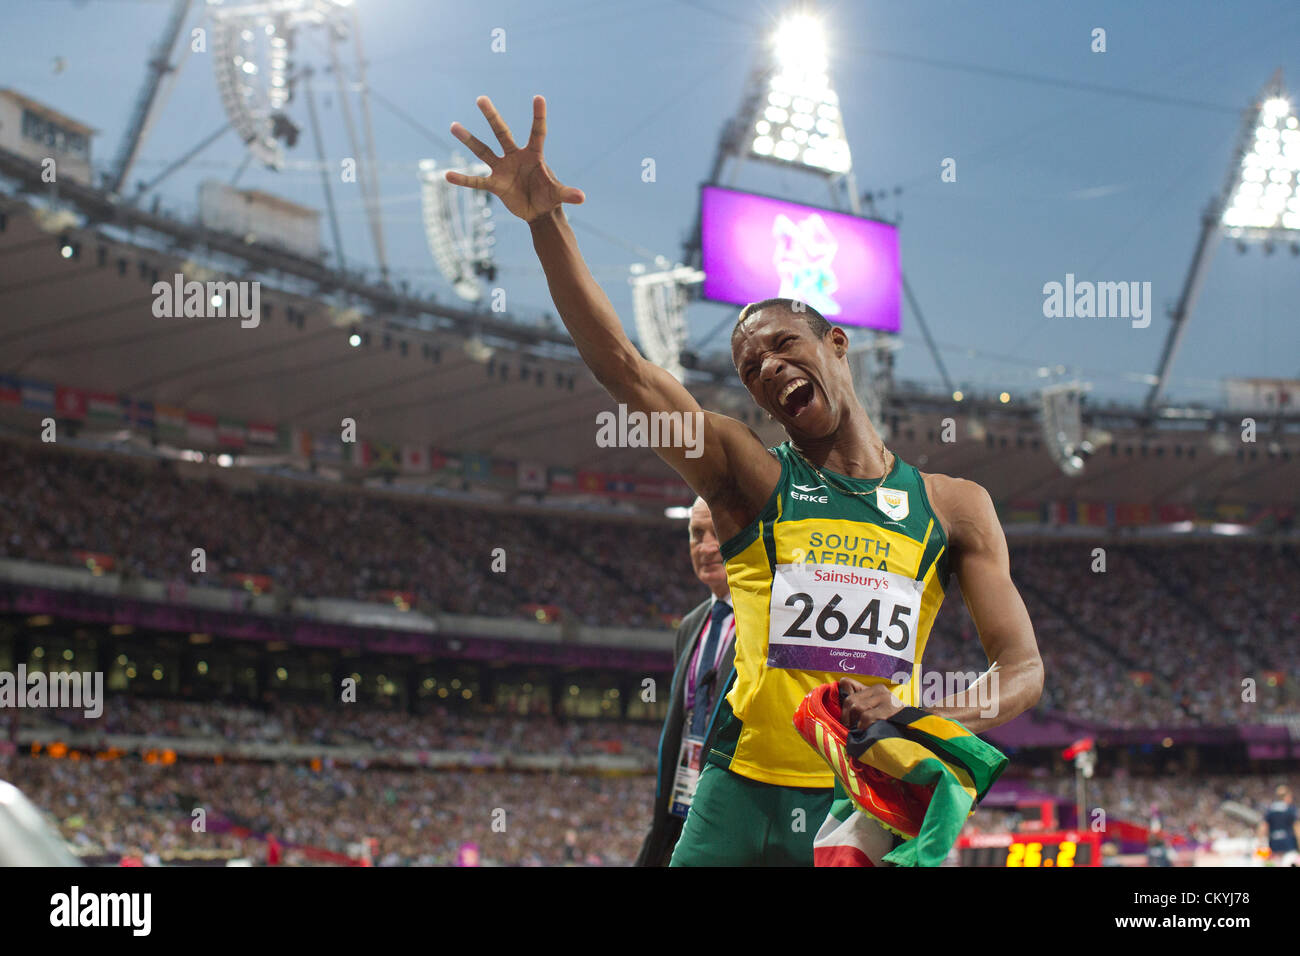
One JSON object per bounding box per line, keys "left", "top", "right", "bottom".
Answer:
{"left": 1259, "top": 785, "right": 1300, "bottom": 865}
{"left": 447, "top": 96, "right": 1044, "bottom": 865}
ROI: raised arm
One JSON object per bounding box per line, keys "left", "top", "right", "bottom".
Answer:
{"left": 446, "top": 96, "right": 777, "bottom": 526}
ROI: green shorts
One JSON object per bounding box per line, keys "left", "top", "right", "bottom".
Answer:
{"left": 668, "top": 762, "right": 837, "bottom": 867}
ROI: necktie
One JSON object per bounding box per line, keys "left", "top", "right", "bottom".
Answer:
{"left": 689, "top": 602, "right": 731, "bottom": 737}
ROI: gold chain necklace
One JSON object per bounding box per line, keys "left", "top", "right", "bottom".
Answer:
{"left": 792, "top": 444, "right": 895, "bottom": 498}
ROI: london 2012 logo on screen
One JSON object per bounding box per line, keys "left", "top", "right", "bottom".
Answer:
{"left": 772, "top": 211, "right": 841, "bottom": 316}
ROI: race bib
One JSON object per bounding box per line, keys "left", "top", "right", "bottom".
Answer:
{"left": 767, "top": 562, "right": 924, "bottom": 679}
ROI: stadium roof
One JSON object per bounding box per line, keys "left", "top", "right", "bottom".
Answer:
{"left": 0, "top": 192, "right": 1295, "bottom": 507}
{"left": 0, "top": 194, "right": 739, "bottom": 477}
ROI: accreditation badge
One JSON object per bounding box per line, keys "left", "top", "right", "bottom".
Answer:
{"left": 668, "top": 735, "right": 705, "bottom": 819}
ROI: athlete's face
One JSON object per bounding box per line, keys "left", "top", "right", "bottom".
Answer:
{"left": 688, "top": 499, "right": 728, "bottom": 598}
{"left": 732, "top": 309, "right": 851, "bottom": 440}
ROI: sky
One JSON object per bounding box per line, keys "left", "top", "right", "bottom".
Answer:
{"left": 3, "top": 0, "right": 1299, "bottom": 406}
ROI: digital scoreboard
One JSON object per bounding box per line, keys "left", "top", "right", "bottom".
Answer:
{"left": 955, "top": 831, "right": 1102, "bottom": 867}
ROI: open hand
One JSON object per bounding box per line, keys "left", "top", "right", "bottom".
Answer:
{"left": 446, "top": 95, "right": 585, "bottom": 223}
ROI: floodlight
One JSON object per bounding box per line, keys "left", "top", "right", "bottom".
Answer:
{"left": 1222, "top": 88, "right": 1300, "bottom": 237}
{"left": 1148, "top": 72, "right": 1298, "bottom": 410}
{"left": 749, "top": 11, "right": 851, "bottom": 174}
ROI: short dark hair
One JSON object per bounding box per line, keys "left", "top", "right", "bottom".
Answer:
{"left": 732, "top": 298, "right": 832, "bottom": 345}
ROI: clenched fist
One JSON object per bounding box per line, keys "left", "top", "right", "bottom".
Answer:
{"left": 838, "top": 678, "right": 905, "bottom": 731}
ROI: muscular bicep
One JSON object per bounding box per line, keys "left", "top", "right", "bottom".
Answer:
{"left": 956, "top": 547, "right": 1037, "bottom": 671}
{"left": 947, "top": 484, "right": 1037, "bottom": 665}
{"left": 931, "top": 479, "right": 1042, "bottom": 724}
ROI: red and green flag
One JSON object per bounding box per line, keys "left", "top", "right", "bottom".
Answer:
{"left": 794, "top": 682, "right": 1007, "bottom": 867}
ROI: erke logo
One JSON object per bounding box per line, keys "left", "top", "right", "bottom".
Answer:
{"left": 876, "top": 488, "right": 909, "bottom": 521}
{"left": 791, "top": 483, "right": 829, "bottom": 504}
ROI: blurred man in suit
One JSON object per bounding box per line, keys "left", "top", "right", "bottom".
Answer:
{"left": 636, "top": 497, "right": 736, "bottom": 866}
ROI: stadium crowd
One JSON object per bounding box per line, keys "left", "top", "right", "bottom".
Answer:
{"left": 914, "top": 541, "right": 1298, "bottom": 727}
{"left": 8, "top": 748, "right": 1291, "bottom": 865}
{"left": 3, "top": 753, "right": 652, "bottom": 866}
{"left": 0, "top": 440, "right": 697, "bottom": 628}
{"left": 22, "top": 696, "right": 661, "bottom": 758}
{"left": 1057, "top": 771, "right": 1297, "bottom": 846}
{"left": 2, "top": 438, "right": 1297, "bottom": 728}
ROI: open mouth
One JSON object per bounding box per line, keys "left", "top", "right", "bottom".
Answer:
{"left": 778, "top": 378, "right": 815, "bottom": 418}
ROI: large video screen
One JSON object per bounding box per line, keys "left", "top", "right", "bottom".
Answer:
{"left": 699, "top": 185, "right": 901, "bottom": 332}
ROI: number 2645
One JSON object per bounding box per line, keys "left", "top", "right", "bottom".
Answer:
{"left": 782, "top": 593, "right": 912, "bottom": 648}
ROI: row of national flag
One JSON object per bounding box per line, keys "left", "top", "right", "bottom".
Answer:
{"left": 0, "top": 375, "right": 693, "bottom": 501}
{"left": 278, "top": 426, "right": 691, "bottom": 500}
{"left": 0, "top": 377, "right": 282, "bottom": 450}
{"left": 32, "top": 375, "right": 1286, "bottom": 517}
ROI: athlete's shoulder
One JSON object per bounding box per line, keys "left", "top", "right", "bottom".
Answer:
{"left": 700, "top": 420, "right": 783, "bottom": 542}
{"left": 697, "top": 411, "right": 780, "bottom": 490}
{"left": 916, "top": 472, "right": 998, "bottom": 545}
{"left": 917, "top": 471, "right": 994, "bottom": 513}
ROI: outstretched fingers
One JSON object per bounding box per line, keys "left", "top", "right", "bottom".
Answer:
{"left": 444, "top": 169, "right": 492, "bottom": 192}
{"left": 448, "top": 121, "right": 499, "bottom": 168}
{"left": 526, "top": 94, "right": 547, "bottom": 152}
{"left": 476, "top": 95, "right": 519, "bottom": 153}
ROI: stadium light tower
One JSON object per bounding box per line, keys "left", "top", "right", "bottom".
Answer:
{"left": 749, "top": 11, "right": 853, "bottom": 180}
{"left": 1146, "top": 70, "right": 1299, "bottom": 410}
{"left": 680, "top": 3, "right": 956, "bottom": 428}
{"left": 645, "top": 7, "right": 862, "bottom": 389}
{"left": 707, "top": 5, "right": 860, "bottom": 214}
{"left": 106, "top": 0, "right": 195, "bottom": 196}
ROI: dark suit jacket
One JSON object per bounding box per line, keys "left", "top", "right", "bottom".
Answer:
{"left": 635, "top": 596, "right": 737, "bottom": 867}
